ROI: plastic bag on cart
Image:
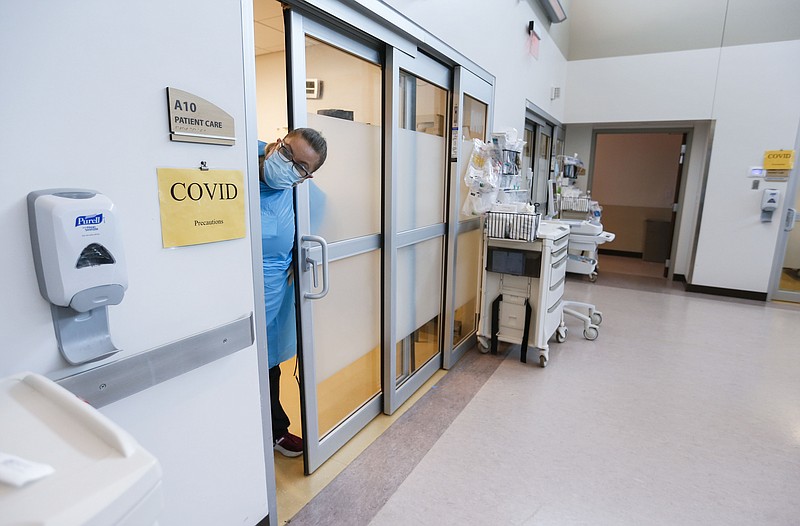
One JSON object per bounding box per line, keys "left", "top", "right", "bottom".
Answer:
{"left": 463, "top": 138, "right": 499, "bottom": 190}
{"left": 462, "top": 188, "right": 499, "bottom": 216}
{"left": 462, "top": 138, "right": 501, "bottom": 216}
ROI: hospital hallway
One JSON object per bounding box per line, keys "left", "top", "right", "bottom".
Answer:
{"left": 272, "top": 266, "right": 800, "bottom": 526}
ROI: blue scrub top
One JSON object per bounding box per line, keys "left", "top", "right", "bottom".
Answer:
{"left": 260, "top": 180, "right": 297, "bottom": 368}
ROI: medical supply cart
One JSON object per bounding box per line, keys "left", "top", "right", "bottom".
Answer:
{"left": 558, "top": 219, "right": 616, "bottom": 282}
{"left": 477, "top": 215, "right": 570, "bottom": 367}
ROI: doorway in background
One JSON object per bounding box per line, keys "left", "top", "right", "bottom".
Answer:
{"left": 589, "top": 131, "right": 687, "bottom": 279}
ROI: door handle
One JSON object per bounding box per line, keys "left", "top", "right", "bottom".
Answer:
{"left": 302, "top": 235, "right": 329, "bottom": 300}
{"left": 785, "top": 208, "right": 797, "bottom": 232}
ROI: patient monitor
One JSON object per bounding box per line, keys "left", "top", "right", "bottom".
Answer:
{"left": 28, "top": 189, "right": 127, "bottom": 364}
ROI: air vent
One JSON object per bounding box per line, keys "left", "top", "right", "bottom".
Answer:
{"left": 306, "top": 79, "right": 322, "bottom": 99}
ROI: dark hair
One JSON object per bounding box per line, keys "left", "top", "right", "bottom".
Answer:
{"left": 286, "top": 128, "right": 327, "bottom": 171}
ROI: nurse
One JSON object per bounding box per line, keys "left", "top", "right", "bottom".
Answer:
{"left": 259, "top": 128, "right": 327, "bottom": 457}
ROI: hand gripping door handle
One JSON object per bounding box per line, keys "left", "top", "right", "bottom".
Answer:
{"left": 302, "top": 235, "right": 329, "bottom": 300}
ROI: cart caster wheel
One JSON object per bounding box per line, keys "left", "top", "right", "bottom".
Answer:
{"left": 583, "top": 326, "right": 599, "bottom": 341}
{"left": 477, "top": 336, "right": 490, "bottom": 353}
{"left": 539, "top": 355, "right": 548, "bottom": 368}
{"left": 588, "top": 272, "right": 598, "bottom": 283}
{"left": 555, "top": 327, "right": 567, "bottom": 343}
{"left": 590, "top": 312, "right": 603, "bottom": 326}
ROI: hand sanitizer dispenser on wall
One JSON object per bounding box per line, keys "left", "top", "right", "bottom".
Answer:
{"left": 28, "top": 189, "right": 127, "bottom": 364}
{"left": 760, "top": 188, "right": 780, "bottom": 222}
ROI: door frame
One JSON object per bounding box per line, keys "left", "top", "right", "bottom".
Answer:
{"left": 524, "top": 101, "right": 560, "bottom": 215}
{"left": 588, "top": 126, "right": 694, "bottom": 280}
{"left": 383, "top": 48, "right": 453, "bottom": 414}
{"left": 442, "top": 66, "right": 494, "bottom": 370}
{"left": 767, "top": 120, "right": 800, "bottom": 302}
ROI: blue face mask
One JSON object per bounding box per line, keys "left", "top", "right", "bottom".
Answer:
{"left": 262, "top": 153, "right": 303, "bottom": 190}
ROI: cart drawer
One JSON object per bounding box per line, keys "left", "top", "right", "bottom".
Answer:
{"left": 552, "top": 233, "right": 569, "bottom": 251}
{"left": 550, "top": 252, "right": 567, "bottom": 283}
{"left": 499, "top": 300, "right": 527, "bottom": 331}
{"left": 545, "top": 298, "right": 563, "bottom": 338}
{"left": 547, "top": 275, "right": 565, "bottom": 310}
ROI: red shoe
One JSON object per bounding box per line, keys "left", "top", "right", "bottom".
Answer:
{"left": 274, "top": 432, "right": 303, "bottom": 457}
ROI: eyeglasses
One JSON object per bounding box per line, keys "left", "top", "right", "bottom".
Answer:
{"left": 276, "top": 143, "right": 313, "bottom": 180}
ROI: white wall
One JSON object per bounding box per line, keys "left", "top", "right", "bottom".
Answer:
{"left": 383, "top": 0, "right": 568, "bottom": 132}
{"left": 565, "top": 39, "right": 800, "bottom": 292}
{"left": 565, "top": 48, "right": 720, "bottom": 123}
{"left": 0, "top": 1, "right": 268, "bottom": 523}
{"left": 693, "top": 40, "right": 800, "bottom": 291}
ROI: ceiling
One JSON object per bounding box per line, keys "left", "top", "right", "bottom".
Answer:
{"left": 557, "top": 0, "right": 800, "bottom": 60}
{"left": 253, "top": 0, "right": 284, "bottom": 55}
{"left": 254, "top": 0, "right": 800, "bottom": 60}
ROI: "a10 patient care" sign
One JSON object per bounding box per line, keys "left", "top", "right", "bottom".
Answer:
{"left": 167, "top": 87, "right": 235, "bottom": 146}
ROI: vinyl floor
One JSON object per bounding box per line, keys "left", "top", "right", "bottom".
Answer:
{"left": 279, "top": 257, "right": 800, "bottom": 525}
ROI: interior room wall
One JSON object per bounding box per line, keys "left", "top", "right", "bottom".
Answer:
{"left": 255, "top": 51, "right": 289, "bottom": 141}
{"left": 591, "top": 133, "right": 683, "bottom": 254}
{"left": 305, "top": 41, "right": 382, "bottom": 125}
{"left": 0, "top": 1, "right": 268, "bottom": 523}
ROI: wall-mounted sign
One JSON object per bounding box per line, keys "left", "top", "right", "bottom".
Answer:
{"left": 763, "top": 150, "right": 795, "bottom": 170}
{"left": 166, "top": 87, "right": 235, "bottom": 146}
{"left": 156, "top": 168, "right": 245, "bottom": 248}
{"left": 763, "top": 149, "right": 795, "bottom": 181}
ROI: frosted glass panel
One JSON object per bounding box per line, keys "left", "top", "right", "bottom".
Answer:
{"left": 397, "top": 128, "right": 446, "bottom": 232}
{"left": 307, "top": 113, "right": 381, "bottom": 241}
{"left": 312, "top": 250, "right": 381, "bottom": 437}
{"left": 397, "top": 72, "right": 447, "bottom": 232}
{"left": 396, "top": 237, "right": 443, "bottom": 340}
{"left": 453, "top": 228, "right": 481, "bottom": 346}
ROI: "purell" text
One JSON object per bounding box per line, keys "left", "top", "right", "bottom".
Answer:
{"left": 75, "top": 214, "right": 103, "bottom": 227}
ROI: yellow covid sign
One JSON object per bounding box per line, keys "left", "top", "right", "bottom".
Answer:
{"left": 157, "top": 168, "right": 246, "bottom": 248}
{"left": 763, "top": 150, "right": 795, "bottom": 170}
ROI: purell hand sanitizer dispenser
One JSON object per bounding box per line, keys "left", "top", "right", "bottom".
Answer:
{"left": 28, "top": 189, "right": 127, "bottom": 364}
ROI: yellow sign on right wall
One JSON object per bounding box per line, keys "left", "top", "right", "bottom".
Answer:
{"left": 763, "top": 150, "right": 796, "bottom": 170}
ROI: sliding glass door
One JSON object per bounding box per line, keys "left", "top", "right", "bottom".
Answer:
{"left": 444, "top": 66, "right": 493, "bottom": 369}
{"left": 286, "top": 13, "right": 384, "bottom": 474}
{"left": 384, "top": 49, "right": 451, "bottom": 414}
{"left": 281, "top": 8, "right": 495, "bottom": 472}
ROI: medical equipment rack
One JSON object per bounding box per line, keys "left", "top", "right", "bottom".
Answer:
{"left": 477, "top": 219, "right": 570, "bottom": 367}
